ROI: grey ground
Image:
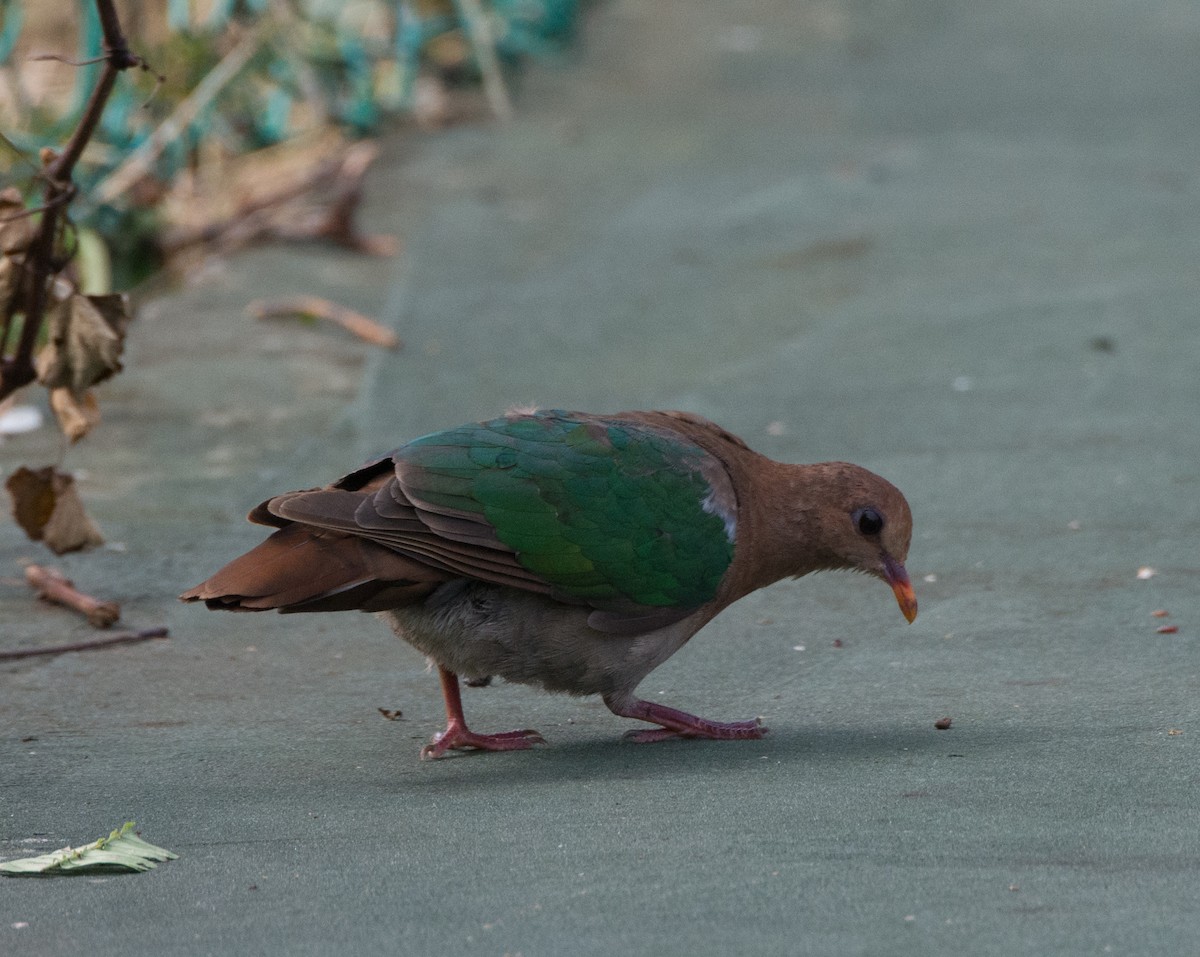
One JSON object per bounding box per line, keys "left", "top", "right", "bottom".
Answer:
{"left": 4, "top": 1, "right": 1199, "bottom": 954}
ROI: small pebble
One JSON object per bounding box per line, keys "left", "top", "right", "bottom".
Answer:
{"left": 934, "top": 716, "right": 953, "bottom": 730}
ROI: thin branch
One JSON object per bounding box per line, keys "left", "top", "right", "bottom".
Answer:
{"left": 0, "top": 193, "right": 73, "bottom": 223}
{"left": 95, "top": 26, "right": 264, "bottom": 205}
{"left": 159, "top": 140, "right": 397, "bottom": 258}
{"left": 0, "top": 627, "right": 168, "bottom": 661}
{"left": 29, "top": 53, "right": 111, "bottom": 67}
{"left": 46, "top": 9, "right": 140, "bottom": 183}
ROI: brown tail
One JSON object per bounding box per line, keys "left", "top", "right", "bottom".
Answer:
{"left": 180, "top": 523, "right": 443, "bottom": 613}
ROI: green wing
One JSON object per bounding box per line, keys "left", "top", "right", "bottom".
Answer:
{"left": 395, "top": 410, "right": 736, "bottom": 611}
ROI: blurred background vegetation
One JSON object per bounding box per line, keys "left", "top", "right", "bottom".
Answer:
{"left": 0, "top": 0, "right": 581, "bottom": 288}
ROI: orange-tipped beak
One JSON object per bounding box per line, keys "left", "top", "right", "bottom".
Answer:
{"left": 882, "top": 555, "right": 918, "bottom": 624}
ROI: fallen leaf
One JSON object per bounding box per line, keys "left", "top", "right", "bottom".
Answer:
{"left": 5, "top": 465, "right": 104, "bottom": 553}
{"left": 6, "top": 466, "right": 55, "bottom": 537}
{"left": 0, "top": 822, "right": 177, "bottom": 877}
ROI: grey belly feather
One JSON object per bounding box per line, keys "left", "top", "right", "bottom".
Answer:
{"left": 380, "top": 580, "right": 702, "bottom": 698}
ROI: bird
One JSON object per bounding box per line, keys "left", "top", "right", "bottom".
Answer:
{"left": 181, "top": 408, "right": 917, "bottom": 758}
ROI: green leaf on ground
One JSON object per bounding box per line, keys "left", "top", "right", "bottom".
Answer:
{"left": 0, "top": 822, "right": 178, "bottom": 877}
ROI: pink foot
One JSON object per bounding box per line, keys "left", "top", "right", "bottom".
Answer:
{"left": 622, "top": 718, "right": 766, "bottom": 744}
{"left": 604, "top": 693, "right": 768, "bottom": 744}
{"left": 421, "top": 665, "right": 545, "bottom": 759}
{"left": 420, "top": 723, "right": 546, "bottom": 759}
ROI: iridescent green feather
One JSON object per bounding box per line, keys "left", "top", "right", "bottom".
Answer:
{"left": 398, "top": 411, "right": 734, "bottom": 609}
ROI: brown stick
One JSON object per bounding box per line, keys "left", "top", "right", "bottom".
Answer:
{"left": 285, "top": 142, "right": 400, "bottom": 256}
{"left": 249, "top": 296, "right": 401, "bottom": 349}
{"left": 0, "top": 627, "right": 168, "bottom": 661}
{"left": 25, "top": 564, "right": 121, "bottom": 627}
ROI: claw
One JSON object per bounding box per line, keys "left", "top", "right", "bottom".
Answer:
{"left": 421, "top": 726, "right": 546, "bottom": 759}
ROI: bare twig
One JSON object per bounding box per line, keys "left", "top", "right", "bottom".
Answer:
{"left": 249, "top": 296, "right": 401, "bottom": 349}
{"left": 0, "top": 193, "right": 74, "bottom": 223}
{"left": 0, "top": 627, "right": 168, "bottom": 661}
{"left": 30, "top": 53, "right": 111, "bottom": 67}
{"left": 160, "top": 141, "right": 397, "bottom": 258}
{"left": 25, "top": 564, "right": 121, "bottom": 627}
{"left": 276, "top": 142, "right": 400, "bottom": 256}
{"left": 94, "top": 26, "right": 264, "bottom": 205}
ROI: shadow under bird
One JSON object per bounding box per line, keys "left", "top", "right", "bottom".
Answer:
{"left": 181, "top": 409, "right": 917, "bottom": 758}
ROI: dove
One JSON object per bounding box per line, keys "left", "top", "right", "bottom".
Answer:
{"left": 182, "top": 409, "right": 916, "bottom": 758}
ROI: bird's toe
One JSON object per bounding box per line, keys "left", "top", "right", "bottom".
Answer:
{"left": 420, "top": 726, "right": 547, "bottom": 759}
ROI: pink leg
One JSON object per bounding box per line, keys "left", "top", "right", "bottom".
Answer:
{"left": 603, "top": 693, "right": 768, "bottom": 744}
{"left": 420, "top": 666, "right": 546, "bottom": 759}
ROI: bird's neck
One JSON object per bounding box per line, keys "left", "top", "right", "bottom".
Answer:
{"left": 723, "top": 458, "right": 856, "bottom": 604}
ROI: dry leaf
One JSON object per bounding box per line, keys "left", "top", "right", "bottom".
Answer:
{"left": 0, "top": 256, "right": 27, "bottom": 320}
{"left": 5, "top": 465, "right": 104, "bottom": 554}
{"left": 49, "top": 386, "right": 102, "bottom": 443}
{"left": 35, "top": 292, "right": 131, "bottom": 394}
{"left": 7, "top": 465, "right": 56, "bottom": 536}
{"left": 0, "top": 186, "right": 34, "bottom": 255}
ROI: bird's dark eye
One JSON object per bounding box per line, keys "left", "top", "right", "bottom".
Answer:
{"left": 854, "top": 508, "right": 884, "bottom": 537}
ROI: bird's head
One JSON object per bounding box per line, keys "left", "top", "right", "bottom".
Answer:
{"left": 829, "top": 469, "right": 917, "bottom": 623}
{"left": 780, "top": 462, "right": 917, "bottom": 624}
{"left": 842, "top": 499, "right": 917, "bottom": 623}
